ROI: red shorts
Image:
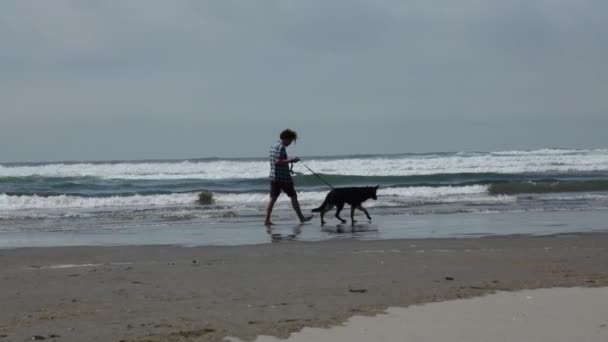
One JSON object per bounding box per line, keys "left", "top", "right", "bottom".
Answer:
{"left": 270, "top": 181, "right": 297, "bottom": 198}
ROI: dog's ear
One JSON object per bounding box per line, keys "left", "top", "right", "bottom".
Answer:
{"left": 375, "top": 185, "right": 380, "bottom": 189}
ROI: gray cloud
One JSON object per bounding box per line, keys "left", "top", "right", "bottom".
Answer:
{"left": 1, "top": 1, "right": 607, "bottom": 162}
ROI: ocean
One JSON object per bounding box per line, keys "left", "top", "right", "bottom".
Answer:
{"left": 2, "top": 148, "right": 608, "bottom": 247}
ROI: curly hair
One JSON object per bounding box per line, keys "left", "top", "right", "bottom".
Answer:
{"left": 280, "top": 129, "right": 298, "bottom": 142}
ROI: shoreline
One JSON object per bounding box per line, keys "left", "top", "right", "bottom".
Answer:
{"left": 3, "top": 208, "right": 608, "bottom": 249}
{"left": 2, "top": 233, "right": 608, "bottom": 341}
{"left": 1, "top": 229, "right": 607, "bottom": 251}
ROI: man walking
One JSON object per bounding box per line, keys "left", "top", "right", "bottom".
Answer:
{"left": 264, "top": 129, "right": 313, "bottom": 226}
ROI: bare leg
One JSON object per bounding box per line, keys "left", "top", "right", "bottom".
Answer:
{"left": 290, "top": 195, "right": 312, "bottom": 223}
{"left": 265, "top": 194, "right": 279, "bottom": 226}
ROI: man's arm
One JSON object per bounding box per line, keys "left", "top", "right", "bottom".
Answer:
{"left": 274, "top": 146, "right": 299, "bottom": 165}
{"left": 275, "top": 157, "right": 300, "bottom": 166}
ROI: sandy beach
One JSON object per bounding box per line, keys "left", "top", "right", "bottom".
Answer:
{"left": 3, "top": 0, "right": 608, "bottom": 340}
{"left": 1, "top": 233, "right": 608, "bottom": 341}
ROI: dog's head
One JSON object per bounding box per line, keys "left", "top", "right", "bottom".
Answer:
{"left": 368, "top": 185, "right": 379, "bottom": 200}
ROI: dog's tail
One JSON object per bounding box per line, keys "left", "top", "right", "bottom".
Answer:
{"left": 311, "top": 198, "right": 328, "bottom": 212}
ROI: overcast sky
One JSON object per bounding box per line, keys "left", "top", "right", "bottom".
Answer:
{"left": 1, "top": 1, "right": 607, "bottom": 162}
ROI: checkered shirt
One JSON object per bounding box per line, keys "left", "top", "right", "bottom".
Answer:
{"left": 269, "top": 142, "right": 292, "bottom": 182}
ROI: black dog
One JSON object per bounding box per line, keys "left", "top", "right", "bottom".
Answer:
{"left": 312, "top": 186, "right": 378, "bottom": 227}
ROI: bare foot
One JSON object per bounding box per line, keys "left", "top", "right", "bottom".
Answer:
{"left": 299, "top": 216, "right": 313, "bottom": 223}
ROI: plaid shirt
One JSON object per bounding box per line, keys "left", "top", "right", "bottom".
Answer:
{"left": 269, "top": 142, "right": 292, "bottom": 182}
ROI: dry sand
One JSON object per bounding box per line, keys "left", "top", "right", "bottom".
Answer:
{"left": 1, "top": 233, "right": 608, "bottom": 341}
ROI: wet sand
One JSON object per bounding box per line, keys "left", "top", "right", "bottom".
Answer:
{"left": 238, "top": 287, "right": 608, "bottom": 342}
{"left": 1, "top": 233, "right": 608, "bottom": 341}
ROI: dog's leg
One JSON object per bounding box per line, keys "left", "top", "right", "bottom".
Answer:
{"left": 350, "top": 205, "right": 356, "bottom": 228}
{"left": 320, "top": 209, "right": 325, "bottom": 226}
{"left": 335, "top": 203, "right": 347, "bottom": 223}
{"left": 357, "top": 205, "right": 372, "bottom": 221}
{"left": 320, "top": 205, "right": 332, "bottom": 226}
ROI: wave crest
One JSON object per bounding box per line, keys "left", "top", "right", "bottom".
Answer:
{"left": 489, "top": 181, "right": 608, "bottom": 195}
{"left": 0, "top": 193, "right": 199, "bottom": 210}
{"left": 2, "top": 149, "right": 608, "bottom": 180}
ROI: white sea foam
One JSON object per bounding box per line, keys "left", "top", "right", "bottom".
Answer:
{"left": 380, "top": 185, "right": 487, "bottom": 197}
{"left": 0, "top": 193, "right": 198, "bottom": 210}
{"left": 535, "top": 193, "right": 608, "bottom": 201}
{"left": 0, "top": 185, "right": 503, "bottom": 211}
{"left": 0, "top": 160, "right": 269, "bottom": 180}
{"left": 1, "top": 149, "right": 607, "bottom": 180}
{"left": 489, "top": 148, "right": 608, "bottom": 156}
{"left": 214, "top": 186, "right": 496, "bottom": 206}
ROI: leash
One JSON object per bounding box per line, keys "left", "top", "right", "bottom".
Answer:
{"left": 297, "top": 160, "right": 335, "bottom": 190}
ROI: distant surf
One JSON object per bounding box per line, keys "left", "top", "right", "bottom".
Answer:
{"left": 1, "top": 149, "right": 608, "bottom": 231}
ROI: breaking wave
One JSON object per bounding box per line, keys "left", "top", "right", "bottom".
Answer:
{"left": 489, "top": 181, "right": 608, "bottom": 195}
{"left": 1, "top": 149, "right": 607, "bottom": 180}
{"left": 0, "top": 193, "right": 199, "bottom": 211}
{"left": 1, "top": 149, "right": 608, "bottom": 224}
{"left": 0, "top": 185, "right": 500, "bottom": 211}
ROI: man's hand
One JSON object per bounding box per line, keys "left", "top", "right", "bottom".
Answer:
{"left": 290, "top": 157, "right": 301, "bottom": 163}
